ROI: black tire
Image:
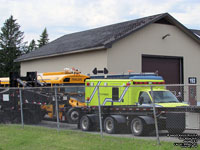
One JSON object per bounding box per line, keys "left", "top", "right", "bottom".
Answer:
{"left": 80, "top": 115, "right": 92, "bottom": 131}
{"left": 131, "top": 117, "right": 146, "bottom": 136}
{"left": 104, "top": 117, "right": 117, "bottom": 134}
{"left": 66, "top": 108, "right": 80, "bottom": 124}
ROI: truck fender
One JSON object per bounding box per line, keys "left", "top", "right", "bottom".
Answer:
{"left": 138, "top": 116, "right": 154, "bottom": 125}
{"left": 78, "top": 114, "right": 98, "bottom": 129}
{"left": 110, "top": 115, "right": 126, "bottom": 124}
{"left": 86, "top": 114, "right": 99, "bottom": 124}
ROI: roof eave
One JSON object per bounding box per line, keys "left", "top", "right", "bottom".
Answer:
{"left": 15, "top": 46, "right": 106, "bottom": 62}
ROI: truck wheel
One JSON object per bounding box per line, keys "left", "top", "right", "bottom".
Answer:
{"left": 80, "top": 115, "right": 92, "bottom": 131}
{"left": 66, "top": 108, "right": 80, "bottom": 124}
{"left": 131, "top": 118, "right": 145, "bottom": 136}
{"left": 104, "top": 117, "right": 117, "bottom": 134}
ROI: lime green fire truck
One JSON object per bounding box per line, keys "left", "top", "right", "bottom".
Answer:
{"left": 77, "top": 75, "right": 190, "bottom": 136}
{"left": 85, "top": 76, "right": 187, "bottom": 107}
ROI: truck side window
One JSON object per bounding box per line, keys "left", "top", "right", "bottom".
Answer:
{"left": 139, "top": 92, "right": 151, "bottom": 104}
{"left": 112, "top": 87, "right": 119, "bottom": 101}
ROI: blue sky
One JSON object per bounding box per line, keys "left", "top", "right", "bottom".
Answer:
{"left": 0, "top": 0, "right": 199, "bottom": 43}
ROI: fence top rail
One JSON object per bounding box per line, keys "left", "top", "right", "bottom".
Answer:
{"left": 0, "top": 84, "right": 199, "bottom": 90}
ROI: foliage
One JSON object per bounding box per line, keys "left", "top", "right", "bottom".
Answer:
{"left": 0, "top": 15, "right": 50, "bottom": 77}
{"left": 38, "top": 28, "right": 49, "bottom": 48}
{"left": 24, "top": 39, "right": 37, "bottom": 54}
{"left": 0, "top": 15, "right": 25, "bottom": 77}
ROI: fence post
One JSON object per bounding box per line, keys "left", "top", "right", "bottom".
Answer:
{"left": 19, "top": 88, "right": 24, "bottom": 129}
{"left": 150, "top": 85, "right": 160, "bottom": 145}
{"left": 54, "top": 87, "right": 60, "bottom": 131}
{"left": 97, "top": 85, "right": 103, "bottom": 138}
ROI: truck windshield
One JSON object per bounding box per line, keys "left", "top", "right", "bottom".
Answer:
{"left": 150, "top": 91, "right": 179, "bottom": 103}
{"left": 64, "top": 87, "right": 85, "bottom": 102}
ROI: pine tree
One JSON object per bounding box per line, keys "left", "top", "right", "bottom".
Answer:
{"left": 0, "top": 15, "right": 25, "bottom": 77}
{"left": 25, "top": 39, "right": 37, "bottom": 53}
{"left": 38, "top": 28, "right": 49, "bottom": 48}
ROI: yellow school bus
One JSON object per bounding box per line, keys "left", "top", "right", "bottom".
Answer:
{"left": 37, "top": 69, "right": 89, "bottom": 123}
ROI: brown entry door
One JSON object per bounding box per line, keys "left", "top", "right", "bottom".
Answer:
{"left": 142, "top": 55, "right": 183, "bottom": 84}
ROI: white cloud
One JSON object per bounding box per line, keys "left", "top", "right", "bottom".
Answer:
{"left": 128, "top": 0, "right": 182, "bottom": 16}
{"left": 171, "top": 3, "right": 200, "bottom": 29}
{"left": 0, "top": 0, "right": 199, "bottom": 43}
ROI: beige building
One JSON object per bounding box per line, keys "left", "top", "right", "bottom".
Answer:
{"left": 16, "top": 13, "right": 200, "bottom": 85}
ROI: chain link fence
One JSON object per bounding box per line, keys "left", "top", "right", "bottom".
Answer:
{"left": 0, "top": 84, "right": 200, "bottom": 147}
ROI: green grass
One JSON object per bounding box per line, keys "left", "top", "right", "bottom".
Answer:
{"left": 0, "top": 124, "right": 197, "bottom": 150}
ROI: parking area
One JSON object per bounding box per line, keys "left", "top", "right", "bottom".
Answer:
{"left": 34, "top": 120, "right": 200, "bottom": 145}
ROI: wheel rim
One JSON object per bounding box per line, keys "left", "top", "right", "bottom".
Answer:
{"left": 133, "top": 120, "right": 142, "bottom": 134}
{"left": 71, "top": 111, "right": 79, "bottom": 121}
{"left": 82, "top": 118, "right": 88, "bottom": 130}
{"left": 106, "top": 119, "right": 113, "bottom": 132}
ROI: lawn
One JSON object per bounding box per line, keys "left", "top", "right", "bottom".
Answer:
{"left": 0, "top": 124, "right": 196, "bottom": 150}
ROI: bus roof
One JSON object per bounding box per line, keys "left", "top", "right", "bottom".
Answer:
{"left": 38, "top": 74, "right": 89, "bottom": 84}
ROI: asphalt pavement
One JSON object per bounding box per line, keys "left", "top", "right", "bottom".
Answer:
{"left": 33, "top": 120, "right": 200, "bottom": 147}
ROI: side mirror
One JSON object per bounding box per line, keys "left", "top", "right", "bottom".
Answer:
{"left": 139, "top": 97, "right": 144, "bottom": 105}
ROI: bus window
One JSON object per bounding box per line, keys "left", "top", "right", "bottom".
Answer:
{"left": 63, "top": 78, "right": 70, "bottom": 82}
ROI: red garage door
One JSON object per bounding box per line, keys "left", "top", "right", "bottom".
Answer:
{"left": 142, "top": 56, "right": 183, "bottom": 84}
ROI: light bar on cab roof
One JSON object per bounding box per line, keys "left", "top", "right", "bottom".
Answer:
{"left": 133, "top": 81, "right": 165, "bottom": 84}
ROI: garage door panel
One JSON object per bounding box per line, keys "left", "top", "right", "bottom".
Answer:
{"left": 142, "top": 56, "right": 182, "bottom": 84}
